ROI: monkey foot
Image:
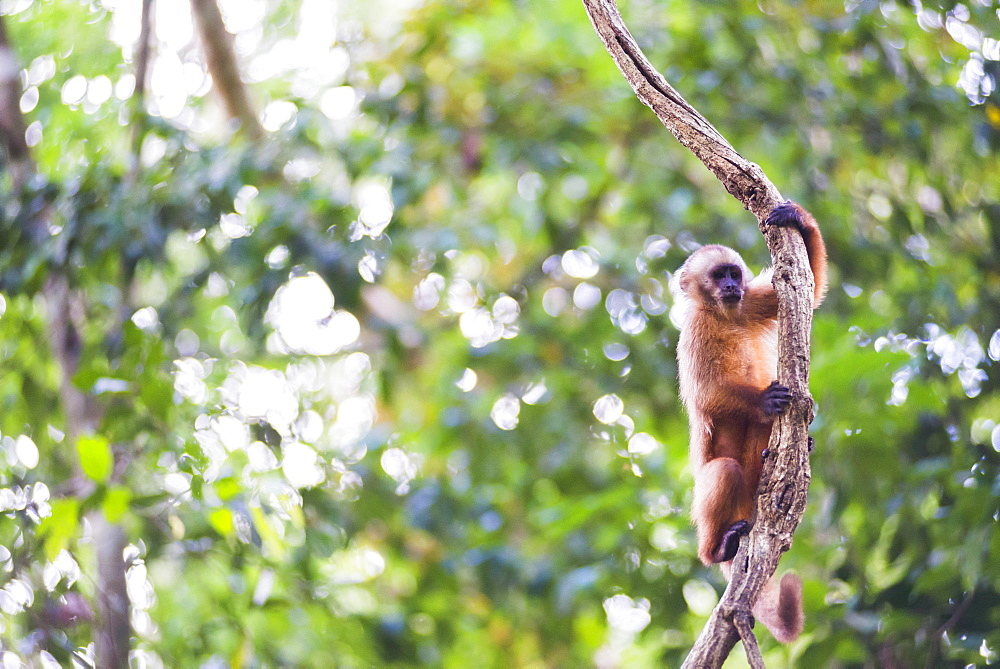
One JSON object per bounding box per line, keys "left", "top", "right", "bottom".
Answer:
{"left": 712, "top": 520, "right": 750, "bottom": 563}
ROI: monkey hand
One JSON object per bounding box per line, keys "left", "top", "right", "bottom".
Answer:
{"left": 763, "top": 200, "right": 804, "bottom": 230}
{"left": 761, "top": 381, "right": 792, "bottom": 417}
{"left": 712, "top": 520, "right": 750, "bottom": 563}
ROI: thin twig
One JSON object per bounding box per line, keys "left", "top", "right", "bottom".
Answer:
{"left": 732, "top": 610, "right": 765, "bottom": 669}
{"left": 924, "top": 589, "right": 976, "bottom": 669}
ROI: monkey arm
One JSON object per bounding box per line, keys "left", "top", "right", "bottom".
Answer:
{"left": 698, "top": 381, "right": 789, "bottom": 425}
{"left": 743, "top": 269, "right": 778, "bottom": 321}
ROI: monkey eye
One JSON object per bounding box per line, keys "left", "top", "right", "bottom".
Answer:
{"left": 712, "top": 266, "right": 741, "bottom": 282}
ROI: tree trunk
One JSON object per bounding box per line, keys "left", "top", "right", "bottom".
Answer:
{"left": 94, "top": 517, "right": 130, "bottom": 669}
{"left": 0, "top": 16, "right": 132, "bottom": 668}
{"left": 0, "top": 16, "right": 33, "bottom": 190}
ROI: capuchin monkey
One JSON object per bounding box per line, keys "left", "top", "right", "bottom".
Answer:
{"left": 673, "top": 201, "right": 827, "bottom": 643}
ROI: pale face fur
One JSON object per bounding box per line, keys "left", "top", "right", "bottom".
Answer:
{"left": 676, "top": 245, "right": 754, "bottom": 315}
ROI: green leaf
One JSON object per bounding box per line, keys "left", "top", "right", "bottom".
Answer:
{"left": 215, "top": 477, "right": 241, "bottom": 502}
{"left": 39, "top": 499, "right": 80, "bottom": 561}
{"left": 209, "top": 508, "right": 235, "bottom": 539}
{"left": 77, "top": 434, "right": 113, "bottom": 483}
{"left": 102, "top": 486, "right": 132, "bottom": 523}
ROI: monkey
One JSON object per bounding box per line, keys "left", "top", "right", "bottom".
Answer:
{"left": 672, "top": 200, "right": 827, "bottom": 643}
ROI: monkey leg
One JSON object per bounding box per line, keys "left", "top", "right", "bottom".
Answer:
{"left": 692, "top": 457, "right": 753, "bottom": 565}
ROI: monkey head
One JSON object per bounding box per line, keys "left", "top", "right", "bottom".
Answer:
{"left": 676, "top": 244, "right": 753, "bottom": 312}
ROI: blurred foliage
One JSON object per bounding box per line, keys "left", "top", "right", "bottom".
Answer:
{"left": 1, "top": 0, "right": 1000, "bottom": 666}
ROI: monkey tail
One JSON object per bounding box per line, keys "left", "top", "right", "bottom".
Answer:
{"left": 719, "top": 563, "right": 803, "bottom": 643}
{"left": 752, "top": 572, "right": 803, "bottom": 644}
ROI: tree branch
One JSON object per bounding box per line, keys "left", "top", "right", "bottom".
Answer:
{"left": 128, "top": 0, "right": 155, "bottom": 177}
{"left": 581, "top": 1, "right": 816, "bottom": 666}
{"left": 190, "top": 0, "right": 264, "bottom": 139}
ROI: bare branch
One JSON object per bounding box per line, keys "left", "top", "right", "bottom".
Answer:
{"left": 128, "top": 0, "right": 155, "bottom": 175}
{"left": 133, "top": 0, "right": 154, "bottom": 103}
{"left": 581, "top": 1, "right": 816, "bottom": 665}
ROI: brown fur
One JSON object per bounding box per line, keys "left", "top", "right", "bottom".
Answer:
{"left": 674, "top": 202, "right": 826, "bottom": 643}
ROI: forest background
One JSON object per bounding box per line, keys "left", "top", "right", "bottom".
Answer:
{"left": 1, "top": 0, "right": 1000, "bottom": 666}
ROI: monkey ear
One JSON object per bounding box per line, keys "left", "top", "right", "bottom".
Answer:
{"left": 675, "top": 267, "right": 690, "bottom": 294}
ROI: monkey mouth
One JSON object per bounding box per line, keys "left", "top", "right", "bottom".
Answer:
{"left": 720, "top": 292, "right": 741, "bottom": 303}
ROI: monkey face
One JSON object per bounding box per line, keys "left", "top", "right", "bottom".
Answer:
{"left": 712, "top": 264, "right": 744, "bottom": 304}
{"left": 674, "top": 244, "right": 754, "bottom": 317}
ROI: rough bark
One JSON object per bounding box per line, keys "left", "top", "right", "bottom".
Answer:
{"left": 189, "top": 0, "right": 264, "bottom": 139}
{"left": 581, "top": 1, "right": 816, "bottom": 666}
